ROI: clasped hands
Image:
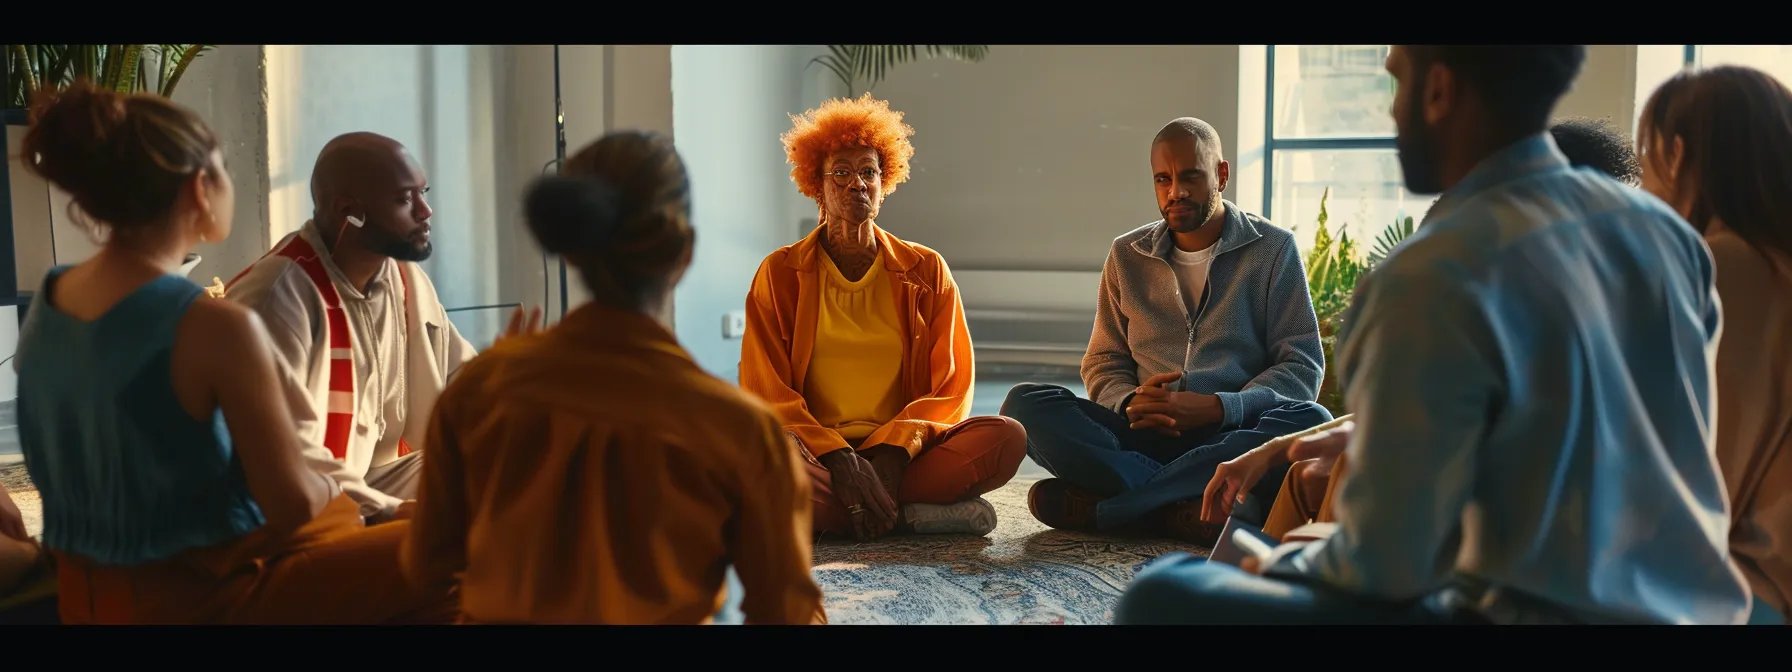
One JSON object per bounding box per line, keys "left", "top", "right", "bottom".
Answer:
{"left": 1125, "top": 372, "right": 1223, "bottom": 437}
{"left": 797, "top": 434, "right": 907, "bottom": 541}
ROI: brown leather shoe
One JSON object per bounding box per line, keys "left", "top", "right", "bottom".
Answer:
{"left": 1027, "top": 478, "right": 1104, "bottom": 532}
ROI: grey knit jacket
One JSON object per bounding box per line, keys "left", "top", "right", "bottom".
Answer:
{"left": 1081, "top": 200, "right": 1325, "bottom": 429}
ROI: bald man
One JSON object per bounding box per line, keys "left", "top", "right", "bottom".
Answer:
{"left": 225, "top": 133, "right": 528, "bottom": 524}
{"left": 1000, "top": 118, "right": 1332, "bottom": 543}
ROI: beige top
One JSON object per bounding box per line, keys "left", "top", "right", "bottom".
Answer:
{"left": 1708, "top": 224, "right": 1792, "bottom": 617}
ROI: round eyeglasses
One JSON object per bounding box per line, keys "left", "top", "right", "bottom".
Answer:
{"left": 829, "top": 167, "right": 881, "bottom": 187}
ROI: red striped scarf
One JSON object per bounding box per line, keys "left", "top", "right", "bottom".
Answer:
{"left": 226, "top": 235, "right": 412, "bottom": 461}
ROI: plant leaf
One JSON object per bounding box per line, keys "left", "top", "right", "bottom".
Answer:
{"left": 822, "top": 44, "right": 991, "bottom": 94}
{"left": 10, "top": 45, "right": 41, "bottom": 107}
{"left": 1367, "top": 213, "right": 1414, "bottom": 268}
{"left": 826, "top": 44, "right": 861, "bottom": 94}
{"left": 6, "top": 44, "right": 213, "bottom": 104}
{"left": 100, "top": 44, "right": 125, "bottom": 91}
{"left": 115, "top": 45, "right": 144, "bottom": 93}
{"left": 160, "top": 45, "right": 211, "bottom": 98}
{"left": 807, "top": 55, "right": 855, "bottom": 96}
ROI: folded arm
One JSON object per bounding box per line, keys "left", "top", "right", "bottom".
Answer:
{"left": 1264, "top": 275, "right": 1491, "bottom": 601}
{"left": 738, "top": 258, "right": 851, "bottom": 458}
{"left": 1216, "top": 235, "right": 1327, "bottom": 429}
{"left": 734, "top": 415, "right": 829, "bottom": 625}
{"left": 1082, "top": 249, "right": 1142, "bottom": 415}
{"left": 863, "top": 260, "right": 975, "bottom": 458}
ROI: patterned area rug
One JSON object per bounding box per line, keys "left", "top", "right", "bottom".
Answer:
{"left": 812, "top": 475, "right": 1208, "bottom": 625}
{"left": 1, "top": 463, "right": 41, "bottom": 539}
{"left": 1, "top": 464, "right": 1208, "bottom": 624}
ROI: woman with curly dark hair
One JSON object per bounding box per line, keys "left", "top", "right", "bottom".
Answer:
{"left": 739, "top": 94, "right": 1026, "bottom": 541}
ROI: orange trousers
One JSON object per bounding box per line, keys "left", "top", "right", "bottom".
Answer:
{"left": 804, "top": 416, "right": 1027, "bottom": 534}
{"left": 54, "top": 495, "right": 458, "bottom": 625}
{"left": 1263, "top": 452, "right": 1350, "bottom": 541}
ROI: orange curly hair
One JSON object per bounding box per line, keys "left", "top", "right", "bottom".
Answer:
{"left": 781, "top": 93, "right": 916, "bottom": 200}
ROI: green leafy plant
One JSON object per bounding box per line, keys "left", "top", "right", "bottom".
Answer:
{"left": 1368, "top": 213, "right": 1414, "bottom": 267}
{"left": 1303, "top": 187, "right": 1417, "bottom": 415}
{"left": 7, "top": 44, "right": 214, "bottom": 108}
{"left": 808, "top": 45, "right": 990, "bottom": 96}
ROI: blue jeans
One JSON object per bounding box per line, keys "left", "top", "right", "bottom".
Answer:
{"left": 1114, "top": 553, "right": 1472, "bottom": 624}
{"left": 1001, "top": 384, "right": 1331, "bottom": 530}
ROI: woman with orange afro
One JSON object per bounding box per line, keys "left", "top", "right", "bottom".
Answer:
{"left": 740, "top": 94, "right": 1027, "bottom": 541}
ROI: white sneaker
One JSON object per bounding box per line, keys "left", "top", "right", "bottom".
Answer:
{"left": 903, "top": 497, "right": 998, "bottom": 536}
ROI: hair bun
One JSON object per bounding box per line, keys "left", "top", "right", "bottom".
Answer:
{"left": 21, "top": 82, "right": 131, "bottom": 205}
{"left": 524, "top": 175, "right": 626, "bottom": 257}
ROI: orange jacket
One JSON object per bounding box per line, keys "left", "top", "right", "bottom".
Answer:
{"left": 740, "top": 224, "right": 975, "bottom": 460}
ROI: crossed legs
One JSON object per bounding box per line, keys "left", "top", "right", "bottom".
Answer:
{"left": 804, "top": 416, "right": 1027, "bottom": 536}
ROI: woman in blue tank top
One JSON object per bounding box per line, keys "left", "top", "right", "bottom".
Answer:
{"left": 13, "top": 82, "right": 456, "bottom": 624}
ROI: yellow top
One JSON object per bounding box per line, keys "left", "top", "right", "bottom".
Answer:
{"left": 805, "top": 253, "right": 907, "bottom": 443}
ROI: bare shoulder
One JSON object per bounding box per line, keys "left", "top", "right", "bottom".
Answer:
{"left": 1706, "top": 232, "right": 1781, "bottom": 278}
{"left": 180, "top": 297, "right": 274, "bottom": 358}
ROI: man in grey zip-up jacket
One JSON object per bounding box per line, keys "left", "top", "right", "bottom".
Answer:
{"left": 1001, "top": 118, "right": 1332, "bottom": 541}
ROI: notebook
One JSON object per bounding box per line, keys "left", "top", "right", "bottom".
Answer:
{"left": 1206, "top": 515, "right": 1279, "bottom": 567}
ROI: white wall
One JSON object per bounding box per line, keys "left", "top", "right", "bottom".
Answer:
{"left": 177, "top": 45, "right": 274, "bottom": 286}
{"left": 1556, "top": 45, "right": 1640, "bottom": 129}
{"left": 870, "top": 45, "right": 1244, "bottom": 274}
{"left": 490, "top": 46, "right": 675, "bottom": 326}
{"left": 670, "top": 45, "right": 813, "bottom": 382}
{"left": 265, "top": 45, "right": 507, "bottom": 343}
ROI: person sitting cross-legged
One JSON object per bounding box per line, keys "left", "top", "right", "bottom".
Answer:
{"left": 1000, "top": 117, "right": 1333, "bottom": 544}
{"left": 739, "top": 94, "right": 1027, "bottom": 541}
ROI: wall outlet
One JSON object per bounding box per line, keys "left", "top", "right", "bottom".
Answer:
{"left": 722, "top": 310, "right": 747, "bottom": 340}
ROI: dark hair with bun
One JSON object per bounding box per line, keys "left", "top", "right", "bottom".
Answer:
{"left": 20, "top": 80, "right": 221, "bottom": 235}
{"left": 531, "top": 130, "right": 693, "bottom": 310}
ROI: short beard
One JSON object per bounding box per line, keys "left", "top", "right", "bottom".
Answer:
{"left": 1396, "top": 93, "right": 1445, "bottom": 195}
{"left": 364, "top": 224, "right": 433, "bottom": 262}
{"left": 1167, "top": 192, "right": 1222, "bottom": 233}
{"left": 384, "top": 240, "right": 433, "bottom": 262}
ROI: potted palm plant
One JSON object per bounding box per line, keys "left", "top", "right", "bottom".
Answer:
{"left": 7, "top": 45, "right": 213, "bottom": 108}
{"left": 807, "top": 45, "right": 991, "bottom": 96}
{"left": 4, "top": 44, "right": 215, "bottom": 291}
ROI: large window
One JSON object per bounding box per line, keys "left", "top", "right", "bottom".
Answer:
{"left": 1264, "top": 45, "right": 1436, "bottom": 252}
{"left": 1692, "top": 45, "right": 1792, "bottom": 86}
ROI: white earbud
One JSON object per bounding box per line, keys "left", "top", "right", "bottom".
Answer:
{"left": 346, "top": 214, "right": 365, "bottom": 228}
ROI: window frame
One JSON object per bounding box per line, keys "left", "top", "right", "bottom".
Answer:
{"left": 1260, "top": 44, "right": 1400, "bottom": 221}
{"left": 1262, "top": 45, "right": 1700, "bottom": 221}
